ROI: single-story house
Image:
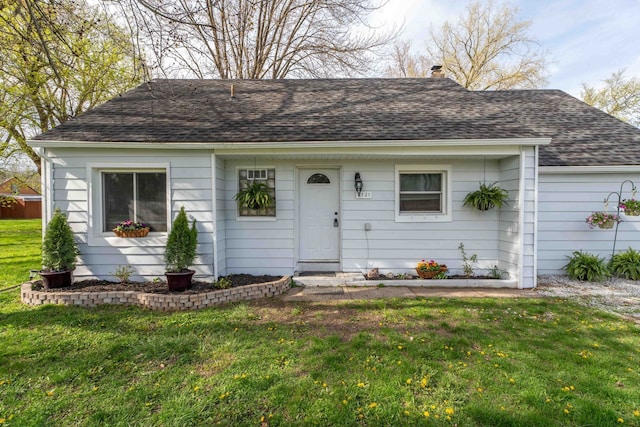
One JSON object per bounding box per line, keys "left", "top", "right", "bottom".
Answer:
{"left": 0, "top": 177, "right": 42, "bottom": 219}
{"left": 28, "top": 75, "right": 640, "bottom": 288}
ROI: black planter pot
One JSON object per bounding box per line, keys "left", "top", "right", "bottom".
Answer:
{"left": 39, "top": 270, "right": 73, "bottom": 289}
{"left": 165, "top": 270, "right": 195, "bottom": 291}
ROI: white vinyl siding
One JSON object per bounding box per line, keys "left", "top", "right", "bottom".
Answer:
{"left": 537, "top": 170, "right": 640, "bottom": 275}
{"left": 47, "top": 148, "right": 215, "bottom": 281}
{"left": 496, "top": 147, "right": 537, "bottom": 288}
{"left": 341, "top": 158, "right": 526, "bottom": 283}
{"left": 43, "top": 146, "right": 539, "bottom": 286}
{"left": 223, "top": 161, "right": 294, "bottom": 275}
{"left": 215, "top": 155, "right": 227, "bottom": 276}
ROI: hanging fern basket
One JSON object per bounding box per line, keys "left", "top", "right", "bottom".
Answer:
{"left": 234, "top": 181, "right": 274, "bottom": 210}
{"left": 463, "top": 182, "right": 509, "bottom": 211}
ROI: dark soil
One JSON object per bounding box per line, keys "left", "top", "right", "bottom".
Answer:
{"left": 32, "top": 274, "right": 283, "bottom": 294}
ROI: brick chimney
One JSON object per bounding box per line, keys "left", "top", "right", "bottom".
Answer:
{"left": 431, "top": 65, "right": 444, "bottom": 78}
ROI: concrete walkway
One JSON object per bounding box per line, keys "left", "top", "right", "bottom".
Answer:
{"left": 283, "top": 285, "right": 537, "bottom": 302}
{"left": 283, "top": 272, "right": 537, "bottom": 302}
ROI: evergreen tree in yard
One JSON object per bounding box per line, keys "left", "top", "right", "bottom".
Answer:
{"left": 42, "top": 208, "right": 79, "bottom": 272}
{"left": 164, "top": 207, "right": 198, "bottom": 272}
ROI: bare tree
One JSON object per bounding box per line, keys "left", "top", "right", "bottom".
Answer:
{"left": 581, "top": 70, "right": 640, "bottom": 128}
{"left": 388, "top": 0, "right": 548, "bottom": 90}
{"left": 385, "top": 40, "right": 429, "bottom": 78}
{"left": 111, "top": 0, "right": 397, "bottom": 79}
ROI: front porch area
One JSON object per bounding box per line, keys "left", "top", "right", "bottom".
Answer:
{"left": 293, "top": 272, "right": 519, "bottom": 288}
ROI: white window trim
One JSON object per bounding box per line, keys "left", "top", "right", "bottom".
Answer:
{"left": 235, "top": 165, "right": 277, "bottom": 221}
{"left": 87, "top": 162, "right": 171, "bottom": 247}
{"left": 395, "top": 164, "right": 453, "bottom": 222}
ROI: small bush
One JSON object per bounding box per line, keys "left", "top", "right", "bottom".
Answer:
{"left": 564, "top": 251, "right": 610, "bottom": 282}
{"left": 214, "top": 277, "right": 231, "bottom": 289}
{"left": 610, "top": 247, "right": 640, "bottom": 280}
{"left": 42, "top": 208, "right": 79, "bottom": 272}
{"left": 112, "top": 265, "right": 135, "bottom": 284}
{"left": 488, "top": 265, "right": 508, "bottom": 279}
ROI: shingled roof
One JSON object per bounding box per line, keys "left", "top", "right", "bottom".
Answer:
{"left": 33, "top": 78, "right": 640, "bottom": 167}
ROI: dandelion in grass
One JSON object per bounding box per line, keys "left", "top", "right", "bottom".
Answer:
{"left": 617, "top": 418, "right": 624, "bottom": 423}
{"left": 368, "top": 402, "right": 378, "bottom": 409}
{"left": 357, "top": 382, "right": 365, "bottom": 388}
{"left": 406, "top": 379, "right": 412, "bottom": 385}
{"left": 445, "top": 408, "right": 454, "bottom": 415}
{"left": 634, "top": 410, "right": 640, "bottom": 417}
{"left": 423, "top": 411, "right": 430, "bottom": 418}
{"left": 420, "top": 378, "right": 428, "bottom": 388}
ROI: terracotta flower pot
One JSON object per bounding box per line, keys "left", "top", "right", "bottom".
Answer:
{"left": 39, "top": 270, "right": 73, "bottom": 289}
{"left": 165, "top": 270, "right": 195, "bottom": 291}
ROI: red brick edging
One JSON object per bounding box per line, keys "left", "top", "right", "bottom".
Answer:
{"left": 21, "top": 277, "right": 291, "bottom": 311}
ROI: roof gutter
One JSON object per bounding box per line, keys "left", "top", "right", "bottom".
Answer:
{"left": 539, "top": 165, "right": 640, "bottom": 174}
{"left": 27, "top": 137, "right": 552, "bottom": 150}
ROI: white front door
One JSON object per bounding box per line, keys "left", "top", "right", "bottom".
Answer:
{"left": 299, "top": 169, "right": 340, "bottom": 261}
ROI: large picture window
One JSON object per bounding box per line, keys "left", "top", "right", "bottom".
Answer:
{"left": 395, "top": 165, "right": 452, "bottom": 222}
{"left": 102, "top": 171, "right": 167, "bottom": 232}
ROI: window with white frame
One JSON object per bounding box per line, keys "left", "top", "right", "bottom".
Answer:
{"left": 102, "top": 171, "right": 167, "bottom": 232}
{"left": 237, "top": 168, "right": 276, "bottom": 217}
{"left": 395, "top": 165, "right": 452, "bottom": 222}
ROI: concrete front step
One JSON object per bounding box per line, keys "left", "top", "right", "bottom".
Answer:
{"left": 293, "top": 272, "right": 521, "bottom": 289}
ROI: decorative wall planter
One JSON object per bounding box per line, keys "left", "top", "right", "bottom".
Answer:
{"left": 113, "top": 227, "right": 150, "bottom": 238}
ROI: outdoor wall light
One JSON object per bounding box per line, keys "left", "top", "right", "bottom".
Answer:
{"left": 355, "top": 172, "right": 363, "bottom": 196}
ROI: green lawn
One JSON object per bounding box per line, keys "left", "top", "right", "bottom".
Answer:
{"left": 1, "top": 219, "right": 640, "bottom": 426}
{"left": 0, "top": 219, "right": 41, "bottom": 289}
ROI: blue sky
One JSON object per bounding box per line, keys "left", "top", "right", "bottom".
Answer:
{"left": 372, "top": 0, "right": 640, "bottom": 96}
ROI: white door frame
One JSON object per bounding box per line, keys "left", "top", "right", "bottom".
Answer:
{"left": 295, "top": 166, "right": 342, "bottom": 270}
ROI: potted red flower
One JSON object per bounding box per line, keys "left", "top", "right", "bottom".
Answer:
{"left": 415, "top": 259, "right": 448, "bottom": 279}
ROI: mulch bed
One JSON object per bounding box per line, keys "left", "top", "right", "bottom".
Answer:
{"left": 32, "top": 274, "right": 283, "bottom": 295}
